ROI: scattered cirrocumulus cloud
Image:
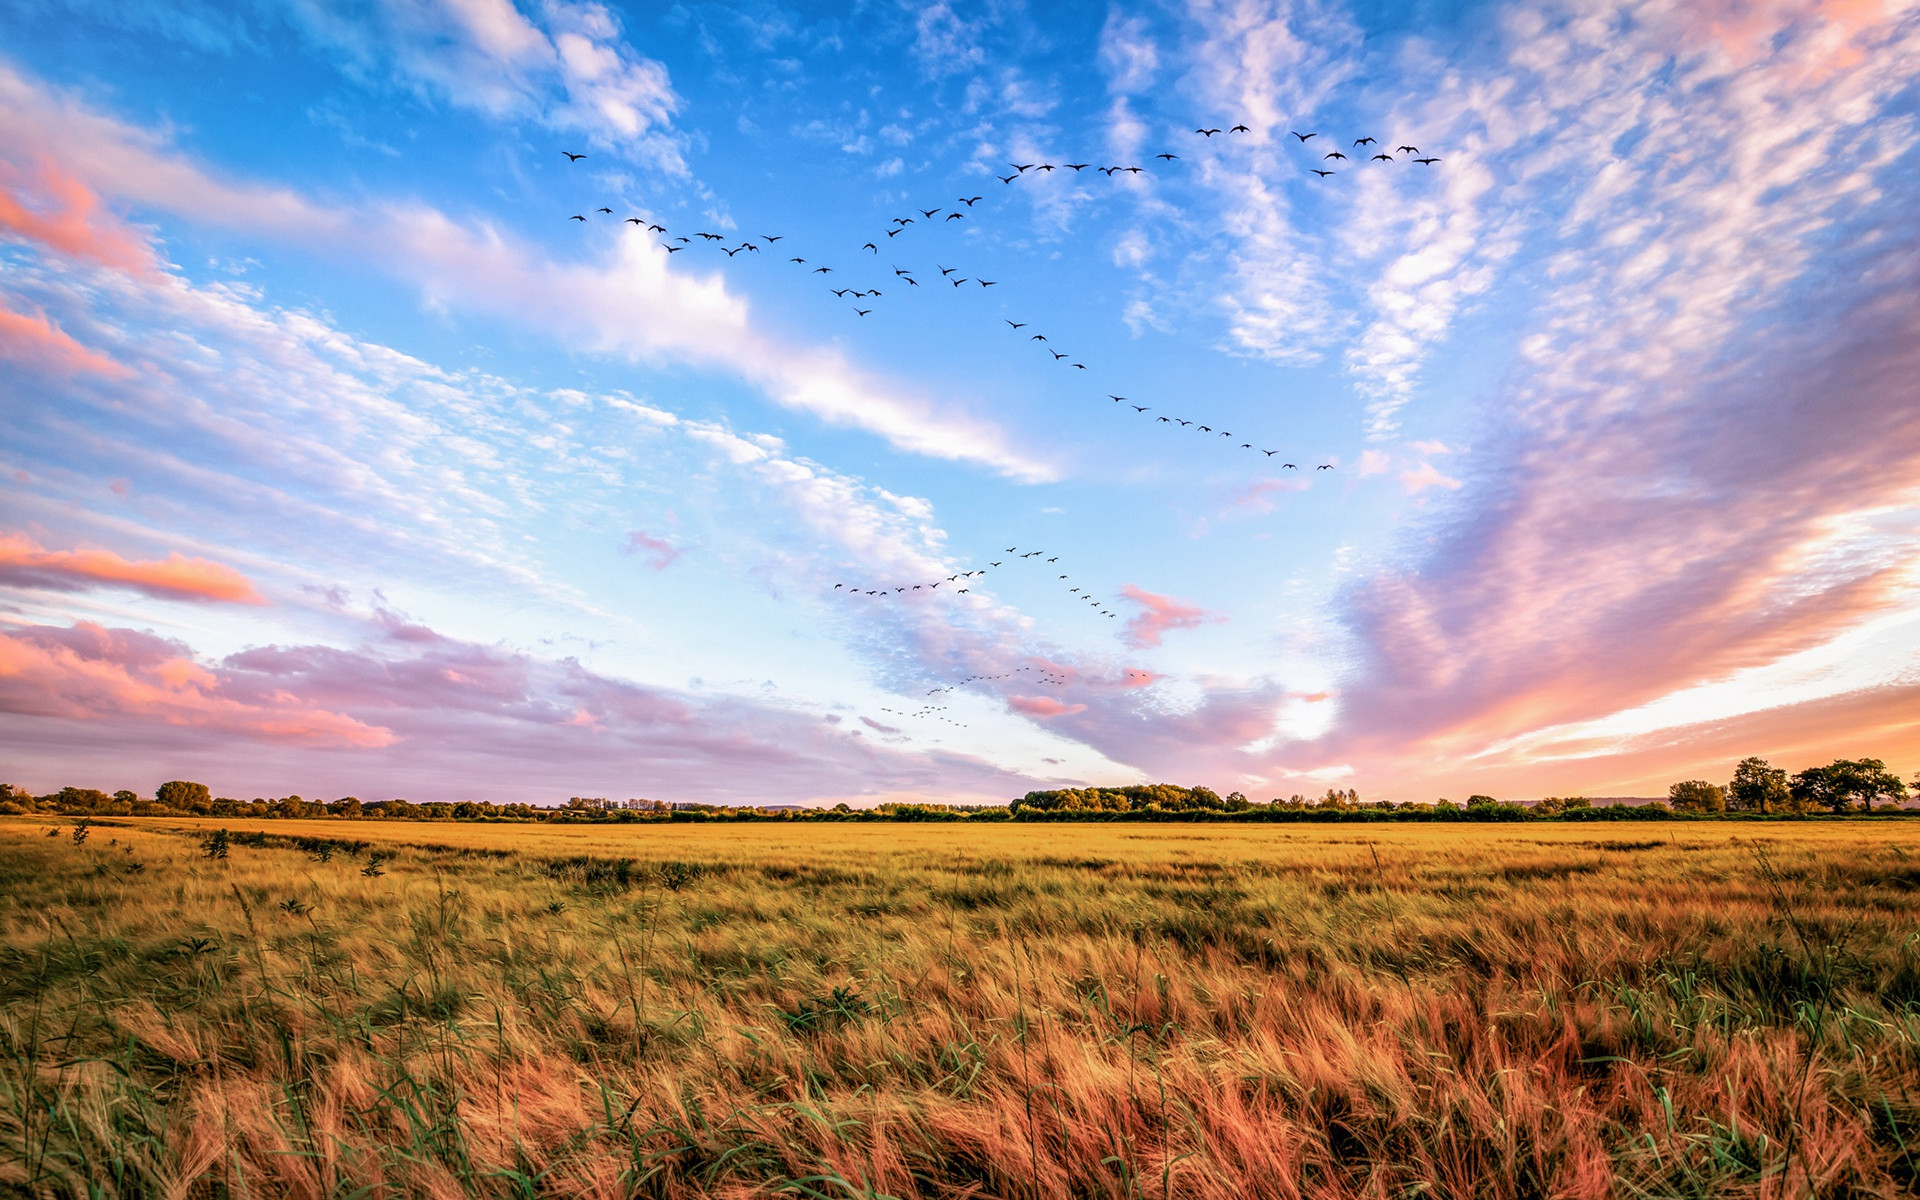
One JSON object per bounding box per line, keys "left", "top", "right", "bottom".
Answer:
{"left": 0, "top": 532, "right": 265, "bottom": 603}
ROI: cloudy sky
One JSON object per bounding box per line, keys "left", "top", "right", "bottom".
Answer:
{"left": 2, "top": 0, "right": 1917, "bottom": 805}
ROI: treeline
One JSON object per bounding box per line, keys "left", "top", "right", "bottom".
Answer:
{"left": 2, "top": 754, "right": 1911, "bottom": 823}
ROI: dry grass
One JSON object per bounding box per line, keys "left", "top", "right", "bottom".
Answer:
{"left": 4, "top": 815, "right": 1919, "bottom": 1198}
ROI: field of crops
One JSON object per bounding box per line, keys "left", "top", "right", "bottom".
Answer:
{"left": 4, "top": 815, "right": 1919, "bottom": 1198}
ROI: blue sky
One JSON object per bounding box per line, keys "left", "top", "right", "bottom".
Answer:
{"left": 2, "top": 0, "right": 1918, "bottom": 804}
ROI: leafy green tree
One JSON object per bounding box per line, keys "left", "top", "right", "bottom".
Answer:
{"left": 1792, "top": 759, "right": 1908, "bottom": 813}
{"left": 1668, "top": 780, "right": 1727, "bottom": 813}
{"left": 156, "top": 780, "right": 211, "bottom": 811}
{"left": 1727, "top": 757, "right": 1790, "bottom": 813}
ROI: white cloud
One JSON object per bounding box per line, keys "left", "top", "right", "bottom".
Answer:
{"left": 286, "top": 0, "right": 684, "bottom": 168}
{"left": 0, "top": 61, "right": 1054, "bottom": 482}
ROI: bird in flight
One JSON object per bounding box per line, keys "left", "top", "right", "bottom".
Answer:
{"left": 1312, "top": 170, "right": 1335, "bottom": 177}
{"left": 1066, "top": 163, "right": 1089, "bottom": 171}
{"left": 959, "top": 196, "right": 982, "bottom": 206}
{"left": 1131, "top": 405, "right": 1149, "bottom": 412}
{"left": 1414, "top": 157, "right": 1441, "bottom": 165}
{"left": 664, "top": 245, "right": 682, "bottom": 253}
{"left": 1354, "top": 137, "right": 1377, "bottom": 147}
{"left": 698, "top": 232, "right": 723, "bottom": 241}
{"left": 1283, "top": 463, "right": 1297, "bottom": 470}
{"left": 953, "top": 278, "right": 970, "bottom": 287}
{"left": 569, "top": 214, "right": 586, "bottom": 221}
{"left": 919, "top": 208, "right": 940, "bottom": 218}
{"left": 1050, "top": 350, "right": 1068, "bottom": 359}
{"left": 1196, "top": 127, "right": 1222, "bottom": 136}
{"left": 1014, "top": 163, "right": 1034, "bottom": 173}
{"left": 978, "top": 279, "right": 996, "bottom": 286}
{"left": 947, "top": 212, "right": 964, "bottom": 220}
{"left": 596, "top": 207, "right": 612, "bottom": 214}
{"left": 940, "top": 266, "right": 956, "bottom": 276}
{"left": 1109, "top": 395, "right": 1125, "bottom": 402}
{"left": 1397, "top": 145, "right": 1419, "bottom": 154}
{"left": 625, "top": 217, "right": 645, "bottom": 225}
{"left": 831, "top": 288, "right": 851, "bottom": 297}
{"left": 1318, "top": 463, "right": 1335, "bottom": 470}
{"left": 563, "top": 151, "right": 586, "bottom": 161}
{"left": 862, "top": 242, "right": 877, "bottom": 252}
{"left": 1155, "top": 153, "right": 1178, "bottom": 161}
{"left": 998, "top": 174, "right": 1018, "bottom": 184}
{"left": 1325, "top": 151, "right": 1347, "bottom": 161}
{"left": 1230, "top": 125, "right": 1250, "bottom": 133}
{"left": 1036, "top": 164, "right": 1056, "bottom": 172}
{"left": 789, "top": 257, "right": 805, "bottom": 264}
{"left": 1290, "top": 131, "right": 1315, "bottom": 142}
{"left": 1030, "top": 334, "right": 1047, "bottom": 342}
{"left": 855, "top": 308, "right": 872, "bottom": 317}
{"left": 1372, "top": 154, "right": 1395, "bottom": 162}
{"left": 814, "top": 267, "right": 832, "bottom": 273}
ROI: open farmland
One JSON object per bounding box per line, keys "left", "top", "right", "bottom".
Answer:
{"left": 4, "top": 817, "right": 1920, "bottom": 1197}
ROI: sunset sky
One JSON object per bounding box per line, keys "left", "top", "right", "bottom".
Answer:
{"left": 2, "top": 0, "right": 1917, "bottom": 805}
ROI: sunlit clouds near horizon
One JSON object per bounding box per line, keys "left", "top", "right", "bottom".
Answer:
{"left": 2, "top": 0, "right": 1917, "bottom": 805}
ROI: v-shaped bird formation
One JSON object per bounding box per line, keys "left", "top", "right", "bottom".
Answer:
{"left": 556, "top": 119, "right": 1442, "bottom": 726}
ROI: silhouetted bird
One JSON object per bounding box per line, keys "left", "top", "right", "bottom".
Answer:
{"left": 1397, "top": 145, "right": 1419, "bottom": 154}
{"left": 1372, "top": 154, "right": 1394, "bottom": 162}
{"left": 564, "top": 151, "right": 586, "bottom": 161}
{"left": 1196, "top": 127, "right": 1222, "bottom": 136}
{"left": 1230, "top": 125, "right": 1250, "bottom": 133}
{"left": 1354, "top": 137, "right": 1376, "bottom": 147}
{"left": 1290, "top": 131, "right": 1315, "bottom": 142}
{"left": 1312, "top": 170, "right": 1335, "bottom": 177}
{"left": 569, "top": 214, "right": 586, "bottom": 221}
{"left": 1414, "top": 157, "right": 1441, "bottom": 164}
{"left": 1155, "top": 153, "right": 1178, "bottom": 161}
{"left": 1325, "top": 151, "right": 1347, "bottom": 161}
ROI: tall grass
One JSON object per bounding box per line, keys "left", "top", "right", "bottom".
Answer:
{"left": 3, "top": 817, "right": 1919, "bottom": 1197}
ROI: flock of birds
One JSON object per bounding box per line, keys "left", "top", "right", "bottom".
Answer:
{"left": 559, "top": 120, "right": 1441, "bottom": 727}
{"left": 835, "top": 548, "right": 1119, "bottom": 619}
{"left": 877, "top": 666, "right": 1072, "bottom": 729}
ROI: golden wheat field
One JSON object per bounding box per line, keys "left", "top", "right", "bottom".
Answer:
{"left": 4, "top": 815, "right": 1920, "bottom": 1198}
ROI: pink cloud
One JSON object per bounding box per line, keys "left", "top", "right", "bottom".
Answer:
{"left": 1119, "top": 584, "right": 1217, "bottom": 649}
{"left": 0, "top": 156, "right": 156, "bottom": 276}
{"left": 1008, "top": 695, "right": 1087, "bottom": 718}
{"left": 0, "top": 622, "right": 391, "bottom": 747}
{"left": 0, "top": 615, "right": 1047, "bottom": 805}
{"left": 1230, "top": 477, "right": 1308, "bottom": 516}
{"left": 622, "top": 529, "right": 680, "bottom": 569}
{"left": 0, "top": 532, "right": 266, "bottom": 604}
{"left": 1399, "top": 462, "right": 1462, "bottom": 494}
{"left": 0, "top": 304, "right": 128, "bottom": 378}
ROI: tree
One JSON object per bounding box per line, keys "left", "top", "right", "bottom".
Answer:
{"left": 156, "top": 780, "right": 211, "bottom": 810}
{"left": 112, "top": 790, "right": 138, "bottom": 806}
{"left": 1668, "top": 780, "right": 1727, "bottom": 813}
{"left": 1727, "top": 757, "right": 1790, "bottom": 813}
{"left": 1792, "top": 759, "right": 1908, "bottom": 813}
